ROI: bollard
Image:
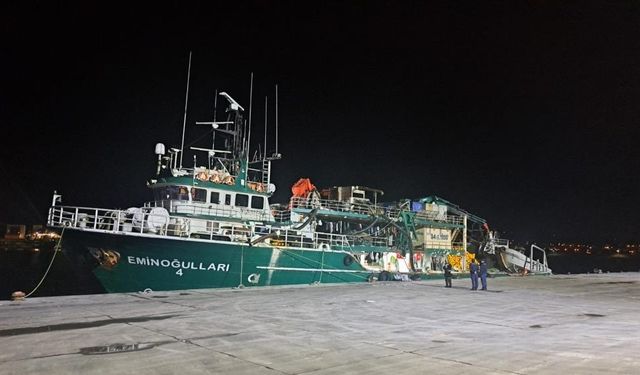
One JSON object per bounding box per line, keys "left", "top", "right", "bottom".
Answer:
{"left": 11, "top": 291, "right": 26, "bottom": 301}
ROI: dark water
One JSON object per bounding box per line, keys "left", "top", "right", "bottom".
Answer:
{"left": 1, "top": 247, "right": 103, "bottom": 301}
{"left": 547, "top": 254, "right": 640, "bottom": 274}
{"left": 2, "top": 246, "right": 640, "bottom": 300}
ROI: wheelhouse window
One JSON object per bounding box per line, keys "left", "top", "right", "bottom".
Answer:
{"left": 154, "top": 186, "right": 190, "bottom": 201}
{"left": 235, "top": 194, "right": 249, "bottom": 207}
{"left": 251, "top": 196, "right": 264, "bottom": 209}
{"left": 210, "top": 191, "right": 220, "bottom": 204}
{"left": 191, "top": 188, "right": 207, "bottom": 203}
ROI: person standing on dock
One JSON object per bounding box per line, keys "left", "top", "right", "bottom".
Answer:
{"left": 480, "top": 259, "right": 488, "bottom": 290}
{"left": 443, "top": 262, "right": 453, "bottom": 288}
{"left": 470, "top": 259, "right": 479, "bottom": 290}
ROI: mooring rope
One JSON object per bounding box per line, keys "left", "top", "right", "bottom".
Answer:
{"left": 25, "top": 227, "right": 65, "bottom": 298}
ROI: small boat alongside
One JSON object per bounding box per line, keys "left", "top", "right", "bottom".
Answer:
{"left": 488, "top": 235, "right": 552, "bottom": 275}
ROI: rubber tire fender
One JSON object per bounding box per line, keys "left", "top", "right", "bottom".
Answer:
{"left": 343, "top": 255, "right": 355, "bottom": 267}
{"left": 379, "top": 270, "right": 390, "bottom": 281}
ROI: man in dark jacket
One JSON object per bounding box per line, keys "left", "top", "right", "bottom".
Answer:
{"left": 480, "top": 259, "right": 488, "bottom": 290}
{"left": 443, "top": 262, "right": 453, "bottom": 288}
{"left": 469, "top": 260, "right": 479, "bottom": 290}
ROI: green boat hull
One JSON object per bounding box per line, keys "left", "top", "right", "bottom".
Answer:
{"left": 61, "top": 229, "right": 373, "bottom": 293}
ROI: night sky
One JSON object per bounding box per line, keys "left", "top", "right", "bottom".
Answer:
{"left": 2, "top": 2, "right": 639, "bottom": 245}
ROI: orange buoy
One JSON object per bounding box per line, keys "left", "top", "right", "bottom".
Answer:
{"left": 11, "top": 291, "right": 26, "bottom": 301}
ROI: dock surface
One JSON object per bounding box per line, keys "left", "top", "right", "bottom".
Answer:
{"left": 1, "top": 273, "right": 639, "bottom": 374}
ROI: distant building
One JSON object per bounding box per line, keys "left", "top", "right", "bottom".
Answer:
{"left": 4, "top": 224, "right": 27, "bottom": 240}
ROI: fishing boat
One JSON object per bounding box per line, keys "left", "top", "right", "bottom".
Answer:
{"left": 46, "top": 79, "right": 550, "bottom": 293}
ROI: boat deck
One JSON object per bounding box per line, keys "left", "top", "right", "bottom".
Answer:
{"left": 1, "top": 273, "right": 639, "bottom": 374}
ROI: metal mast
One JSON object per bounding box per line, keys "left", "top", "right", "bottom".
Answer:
{"left": 179, "top": 51, "right": 192, "bottom": 169}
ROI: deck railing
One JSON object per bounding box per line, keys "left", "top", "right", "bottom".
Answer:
{"left": 47, "top": 205, "right": 390, "bottom": 252}
{"left": 289, "top": 197, "right": 463, "bottom": 226}
{"left": 289, "top": 196, "right": 379, "bottom": 215}
{"left": 145, "top": 200, "right": 273, "bottom": 222}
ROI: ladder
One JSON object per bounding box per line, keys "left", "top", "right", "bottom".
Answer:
{"left": 261, "top": 159, "right": 270, "bottom": 187}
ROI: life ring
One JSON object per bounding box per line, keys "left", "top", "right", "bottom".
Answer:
{"left": 318, "top": 243, "right": 330, "bottom": 251}
{"left": 343, "top": 255, "right": 354, "bottom": 267}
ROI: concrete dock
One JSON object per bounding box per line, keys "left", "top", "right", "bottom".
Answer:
{"left": 1, "top": 273, "right": 639, "bottom": 374}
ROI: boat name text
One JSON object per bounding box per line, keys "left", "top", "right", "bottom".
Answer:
{"left": 127, "top": 256, "right": 230, "bottom": 276}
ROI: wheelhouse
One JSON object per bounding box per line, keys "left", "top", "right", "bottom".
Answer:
{"left": 149, "top": 182, "right": 273, "bottom": 223}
